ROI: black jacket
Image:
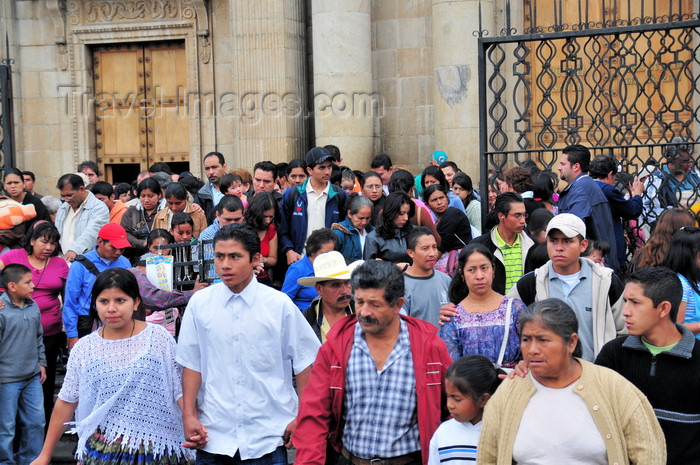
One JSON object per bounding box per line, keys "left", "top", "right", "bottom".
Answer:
{"left": 596, "top": 325, "right": 700, "bottom": 465}
{"left": 470, "top": 227, "right": 535, "bottom": 294}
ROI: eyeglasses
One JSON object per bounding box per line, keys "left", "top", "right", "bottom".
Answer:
{"left": 365, "top": 185, "right": 383, "bottom": 191}
{"left": 508, "top": 212, "right": 528, "bottom": 219}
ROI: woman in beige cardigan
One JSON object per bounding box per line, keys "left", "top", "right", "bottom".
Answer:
{"left": 152, "top": 182, "right": 207, "bottom": 238}
{"left": 477, "top": 298, "right": 665, "bottom": 465}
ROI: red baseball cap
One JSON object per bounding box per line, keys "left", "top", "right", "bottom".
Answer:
{"left": 98, "top": 223, "right": 131, "bottom": 249}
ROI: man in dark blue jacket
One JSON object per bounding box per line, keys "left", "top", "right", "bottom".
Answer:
{"left": 589, "top": 155, "right": 644, "bottom": 272}
{"left": 279, "top": 147, "right": 347, "bottom": 265}
{"left": 557, "top": 144, "right": 620, "bottom": 272}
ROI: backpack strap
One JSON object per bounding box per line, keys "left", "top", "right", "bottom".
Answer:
{"left": 74, "top": 255, "right": 101, "bottom": 277}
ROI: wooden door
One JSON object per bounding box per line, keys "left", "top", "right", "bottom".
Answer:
{"left": 93, "top": 42, "right": 188, "bottom": 183}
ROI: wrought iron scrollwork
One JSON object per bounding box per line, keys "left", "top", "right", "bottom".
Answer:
{"left": 478, "top": 1, "right": 700, "bottom": 240}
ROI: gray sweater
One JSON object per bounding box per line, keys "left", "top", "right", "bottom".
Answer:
{"left": 0, "top": 292, "right": 46, "bottom": 383}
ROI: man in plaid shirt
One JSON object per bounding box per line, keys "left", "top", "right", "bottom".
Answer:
{"left": 294, "top": 260, "right": 453, "bottom": 465}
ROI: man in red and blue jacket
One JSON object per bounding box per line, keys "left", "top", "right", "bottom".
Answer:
{"left": 294, "top": 260, "right": 452, "bottom": 465}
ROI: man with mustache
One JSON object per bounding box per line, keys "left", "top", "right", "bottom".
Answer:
{"left": 298, "top": 251, "right": 362, "bottom": 343}
{"left": 194, "top": 151, "right": 228, "bottom": 223}
{"left": 294, "top": 260, "right": 452, "bottom": 465}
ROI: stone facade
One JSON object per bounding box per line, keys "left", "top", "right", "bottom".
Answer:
{"left": 0, "top": 0, "right": 511, "bottom": 193}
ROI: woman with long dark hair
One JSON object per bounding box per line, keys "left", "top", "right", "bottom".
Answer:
{"left": 0, "top": 222, "right": 68, "bottom": 424}
{"left": 630, "top": 207, "right": 695, "bottom": 270}
{"left": 244, "top": 192, "right": 279, "bottom": 286}
{"left": 388, "top": 169, "right": 440, "bottom": 243}
{"left": 423, "top": 184, "right": 472, "bottom": 254}
{"left": 363, "top": 191, "right": 415, "bottom": 266}
{"left": 121, "top": 177, "right": 164, "bottom": 261}
{"left": 439, "top": 244, "right": 525, "bottom": 368}
{"left": 663, "top": 226, "right": 700, "bottom": 338}
{"left": 33, "top": 268, "right": 193, "bottom": 465}
{"left": 0, "top": 167, "right": 51, "bottom": 250}
{"left": 152, "top": 182, "right": 207, "bottom": 238}
{"left": 452, "top": 172, "right": 482, "bottom": 232}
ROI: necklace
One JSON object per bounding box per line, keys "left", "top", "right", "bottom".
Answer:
{"left": 465, "top": 293, "right": 501, "bottom": 307}
{"left": 102, "top": 319, "right": 136, "bottom": 340}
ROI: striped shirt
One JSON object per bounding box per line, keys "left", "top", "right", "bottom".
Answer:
{"left": 428, "top": 419, "right": 481, "bottom": 465}
{"left": 343, "top": 319, "right": 420, "bottom": 459}
{"left": 495, "top": 228, "right": 523, "bottom": 293}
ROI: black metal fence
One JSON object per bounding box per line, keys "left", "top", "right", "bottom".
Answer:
{"left": 477, "top": 0, "right": 700, "bottom": 230}
{"left": 153, "top": 239, "right": 218, "bottom": 290}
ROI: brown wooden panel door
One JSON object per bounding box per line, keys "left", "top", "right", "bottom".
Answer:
{"left": 147, "top": 44, "right": 190, "bottom": 166}
{"left": 93, "top": 42, "right": 188, "bottom": 183}
{"left": 94, "top": 45, "right": 148, "bottom": 178}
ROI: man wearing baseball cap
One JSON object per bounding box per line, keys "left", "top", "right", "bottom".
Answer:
{"left": 279, "top": 147, "right": 347, "bottom": 265}
{"left": 507, "top": 213, "right": 626, "bottom": 361}
{"left": 63, "top": 223, "right": 132, "bottom": 348}
{"left": 298, "top": 251, "right": 363, "bottom": 343}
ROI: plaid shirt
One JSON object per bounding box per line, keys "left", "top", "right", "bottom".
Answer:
{"left": 343, "top": 319, "right": 420, "bottom": 459}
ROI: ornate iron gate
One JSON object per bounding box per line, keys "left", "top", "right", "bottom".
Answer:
{"left": 477, "top": 0, "right": 700, "bottom": 230}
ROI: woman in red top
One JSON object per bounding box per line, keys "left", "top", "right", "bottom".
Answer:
{"left": 244, "top": 192, "right": 279, "bottom": 287}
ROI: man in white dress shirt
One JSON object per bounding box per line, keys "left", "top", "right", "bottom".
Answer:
{"left": 176, "top": 224, "right": 321, "bottom": 465}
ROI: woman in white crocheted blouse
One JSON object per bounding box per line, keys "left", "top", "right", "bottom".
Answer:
{"left": 31, "top": 268, "right": 194, "bottom": 465}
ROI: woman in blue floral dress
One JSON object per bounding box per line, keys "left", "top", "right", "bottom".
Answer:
{"left": 439, "top": 244, "right": 526, "bottom": 368}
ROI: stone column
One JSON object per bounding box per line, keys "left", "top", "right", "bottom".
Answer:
{"left": 432, "top": 0, "right": 494, "bottom": 181}
{"left": 312, "top": 0, "right": 374, "bottom": 169}
{"left": 229, "top": 0, "right": 307, "bottom": 168}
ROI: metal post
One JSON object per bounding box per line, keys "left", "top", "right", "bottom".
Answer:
{"left": 478, "top": 38, "right": 489, "bottom": 227}
{"left": 0, "top": 63, "right": 15, "bottom": 172}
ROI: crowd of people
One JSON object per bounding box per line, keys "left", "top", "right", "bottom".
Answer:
{"left": 0, "top": 139, "right": 698, "bottom": 465}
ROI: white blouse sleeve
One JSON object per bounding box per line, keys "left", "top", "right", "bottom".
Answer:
{"left": 57, "top": 337, "right": 87, "bottom": 404}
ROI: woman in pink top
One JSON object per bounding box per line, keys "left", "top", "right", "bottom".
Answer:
{"left": 0, "top": 221, "right": 68, "bottom": 423}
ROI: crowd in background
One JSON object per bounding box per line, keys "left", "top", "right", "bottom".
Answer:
{"left": 1, "top": 139, "right": 699, "bottom": 465}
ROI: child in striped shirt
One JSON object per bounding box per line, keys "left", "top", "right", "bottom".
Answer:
{"left": 428, "top": 355, "right": 504, "bottom": 465}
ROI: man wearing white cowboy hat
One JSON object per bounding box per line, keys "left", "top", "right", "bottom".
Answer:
{"left": 298, "top": 251, "right": 363, "bottom": 343}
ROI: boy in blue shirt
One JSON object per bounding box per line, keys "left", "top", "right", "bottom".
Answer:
{"left": 0, "top": 264, "right": 46, "bottom": 465}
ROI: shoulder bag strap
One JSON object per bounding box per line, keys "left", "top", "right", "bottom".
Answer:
{"left": 497, "top": 297, "right": 513, "bottom": 367}
{"left": 74, "top": 255, "right": 101, "bottom": 277}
